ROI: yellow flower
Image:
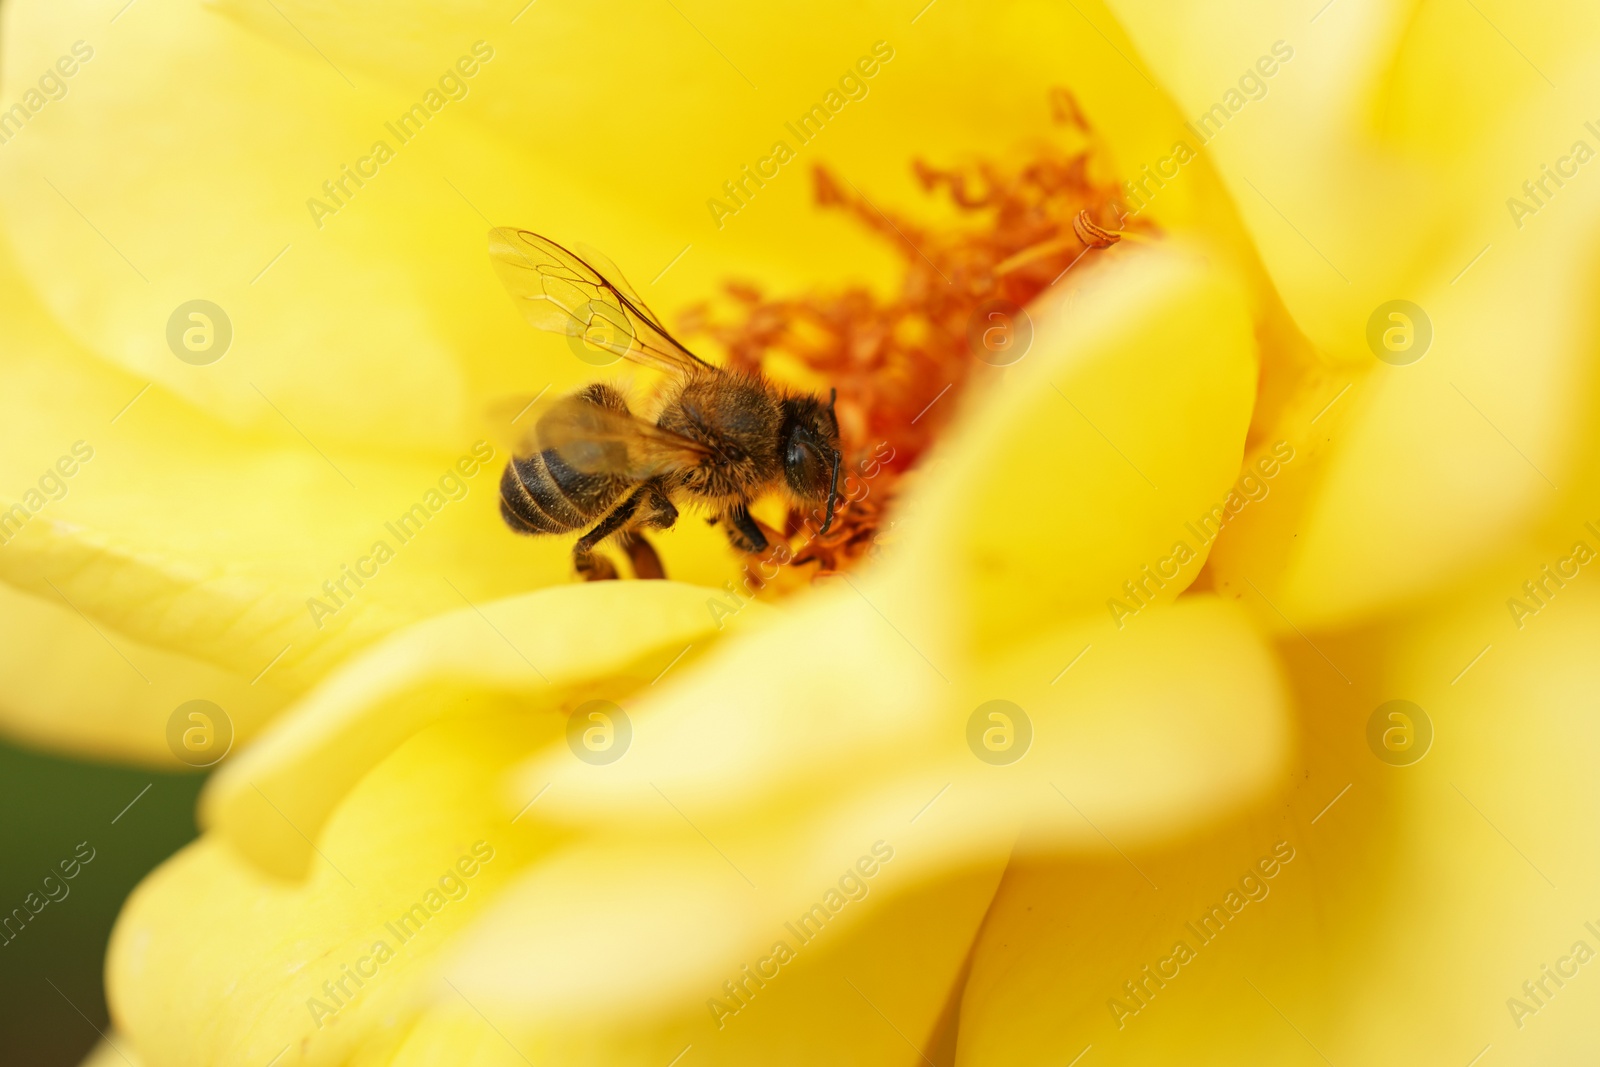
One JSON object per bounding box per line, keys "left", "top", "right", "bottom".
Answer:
{"left": 1, "top": 0, "right": 1597, "bottom": 1064}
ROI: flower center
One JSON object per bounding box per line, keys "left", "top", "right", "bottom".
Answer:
{"left": 686, "top": 90, "right": 1144, "bottom": 587}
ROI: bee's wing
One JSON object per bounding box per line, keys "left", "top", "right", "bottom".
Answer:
{"left": 488, "top": 228, "right": 715, "bottom": 377}
{"left": 482, "top": 391, "right": 555, "bottom": 458}
{"left": 535, "top": 393, "right": 712, "bottom": 480}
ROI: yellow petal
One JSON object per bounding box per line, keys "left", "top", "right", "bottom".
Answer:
{"left": 1209, "top": 205, "right": 1600, "bottom": 628}
{"left": 958, "top": 570, "right": 1600, "bottom": 1064}
{"left": 202, "top": 581, "right": 772, "bottom": 878}
{"left": 463, "top": 584, "right": 1287, "bottom": 1015}
{"left": 436, "top": 833, "right": 1004, "bottom": 1064}
{"left": 206, "top": 0, "right": 1239, "bottom": 307}
{"left": 1105, "top": 0, "right": 1600, "bottom": 360}
{"left": 510, "top": 592, "right": 1286, "bottom": 847}
{"left": 0, "top": 246, "right": 569, "bottom": 708}
{"left": 1109, "top": 0, "right": 1600, "bottom": 626}
{"left": 414, "top": 590, "right": 1285, "bottom": 1056}
{"left": 1334, "top": 560, "right": 1600, "bottom": 1061}
{"left": 113, "top": 681, "right": 997, "bottom": 1067}
{"left": 1, "top": 0, "right": 593, "bottom": 452}
{"left": 109, "top": 711, "right": 549, "bottom": 1067}
{"left": 79, "top": 1036, "right": 142, "bottom": 1067}
{"left": 0, "top": 580, "right": 286, "bottom": 766}
{"left": 891, "top": 238, "right": 1259, "bottom": 658}
{"left": 957, "top": 801, "right": 1325, "bottom": 1064}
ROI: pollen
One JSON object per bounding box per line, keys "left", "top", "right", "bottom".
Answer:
{"left": 683, "top": 89, "right": 1149, "bottom": 588}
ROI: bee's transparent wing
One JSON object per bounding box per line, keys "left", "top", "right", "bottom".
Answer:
{"left": 481, "top": 390, "right": 559, "bottom": 459}
{"left": 488, "top": 228, "right": 714, "bottom": 377}
{"left": 535, "top": 393, "right": 711, "bottom": 480}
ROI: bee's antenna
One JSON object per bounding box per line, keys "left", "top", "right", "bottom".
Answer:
{"left": 820, "top": 448, "right": 842, "bottom": 534}
{"left": 827, "top": 388, "right": 837, "bottom": 412}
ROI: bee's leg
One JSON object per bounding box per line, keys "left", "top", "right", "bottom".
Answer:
{"left": 620, "top": 481, "right": 677, "bottom": 580}
{"left": 618, "top": 532, "right": 665, "bottom": 580}
{"left": 573, "top": 487, "right": 645, "bottom": 581}
{"left": 573, "top": 546, "right": 618, "bottom": 582}
{"left": 641, "top": 481, "right": 678, "bottom": 530}
{"left": 722, "top": 503, "right": 769, "bottom": 553}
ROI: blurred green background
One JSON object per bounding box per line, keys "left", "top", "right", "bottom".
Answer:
{"left": 0, "top": 738, "right": 204, "bottom": 1066}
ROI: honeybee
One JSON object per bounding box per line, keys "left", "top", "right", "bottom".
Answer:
{"left": 488, "top": 228, "right": 843, "bottom": 581}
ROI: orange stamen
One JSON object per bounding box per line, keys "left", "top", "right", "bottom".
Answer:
{"left": 682, "top": 89, "right": 1154, "bottom": 585}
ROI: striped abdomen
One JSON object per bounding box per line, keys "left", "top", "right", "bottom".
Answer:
{"left": 499, "top": 385, "right": 632, "bottom": 536}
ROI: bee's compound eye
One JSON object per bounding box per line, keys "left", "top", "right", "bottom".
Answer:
{"left": 788, "top": 439, "right": 821, "bottom": 476}
{"left": 785, "top": 438, "right": 826, "bottom": 497}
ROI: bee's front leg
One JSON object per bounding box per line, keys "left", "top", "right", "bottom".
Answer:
{"left": 640, "top": 480, "right": 679, "bottom": 532}
{"left": 721, "top": 503, "right": 768, "bottom": 554}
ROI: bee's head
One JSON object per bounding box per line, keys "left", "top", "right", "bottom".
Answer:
{"left": 780, "top": 389, "right": 843, "bottom": 533}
